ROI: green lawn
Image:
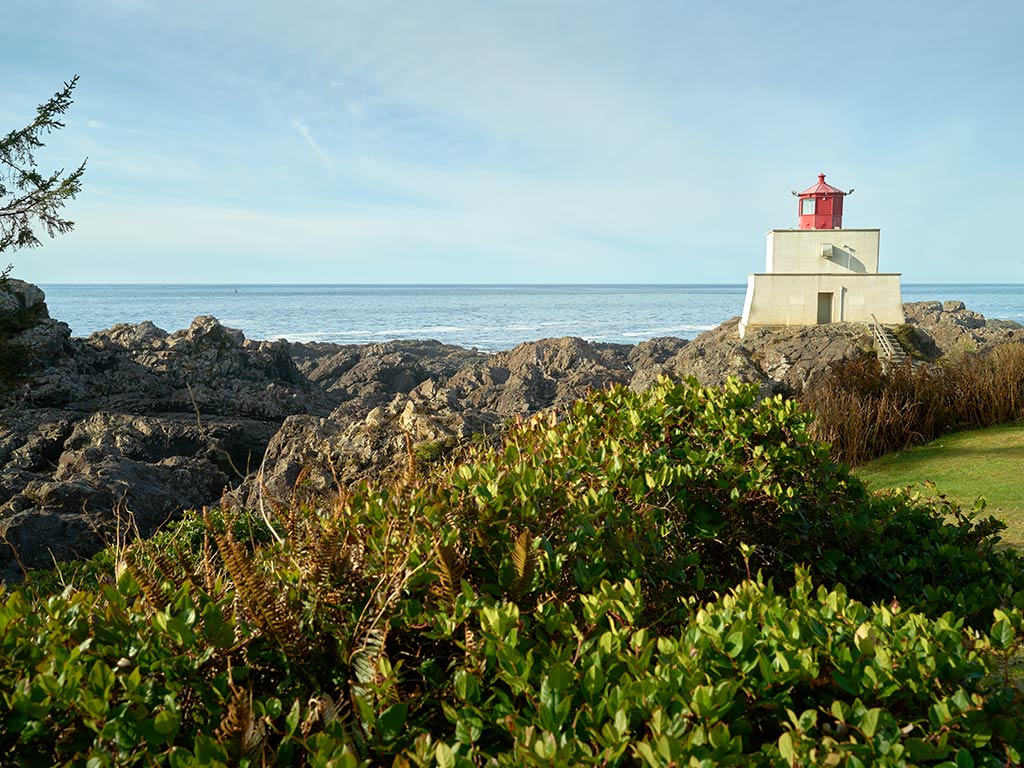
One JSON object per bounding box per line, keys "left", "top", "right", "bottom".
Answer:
{"left": 854, "top": 422, "right": 1024, "bottom": 548}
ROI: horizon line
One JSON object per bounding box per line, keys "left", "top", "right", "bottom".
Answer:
{"left": 35, "top": 281, "right": 1024, "bottom": 288}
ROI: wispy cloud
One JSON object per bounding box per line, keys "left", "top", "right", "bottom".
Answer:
{"left": 290, "top": 118, "right": 334, "bottom": 175}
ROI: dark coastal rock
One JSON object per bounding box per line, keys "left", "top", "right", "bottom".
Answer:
{"left": 0, "top": 279, "right": 73, "bottom": 369}
{"left": 250, "top": 336, "right": 642, "bottom": 497}
{"left": 903, "top": 301, "right": 1023, "bottom": 356}
{"left": 627, "top": 336, "right": 691, "bottom": 372}
{"left": 292, "top": 339, "right": 487, "bottom": 404}
{"left": 629, "top": 319, "right": 767, "bottom": 393}
{"left": 245, "top": 324, "right": 885, "bottom": 500}
{"left": 0, "top": 293, "right": 335, "bottom": 580}
{"left": 0, "top": 279, "right": 46, "bottom": 316}
{"left": 21, "top": 315, "right": 328, "bottom": 419}
{"left": 626, "top": 318, "right": 874, "bottom": 396}
{"left": 451, "top": 337, "right": 634, "bottom": 412}
{"left": 637, "top": 304, "right": 1023, "bottom": 398}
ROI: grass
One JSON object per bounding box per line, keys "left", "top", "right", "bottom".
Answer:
{"left": 854, "top": 421, "right": 1024, "bottom": 548}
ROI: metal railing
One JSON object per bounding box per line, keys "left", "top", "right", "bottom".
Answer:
{"left": 871, "top": 313, "right": 897, "bottom": 361}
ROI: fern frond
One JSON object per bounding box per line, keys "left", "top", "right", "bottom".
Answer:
{"left": 122, "top": 548, "right": 168, "bottom": 613}
{"left": 201, "top": 531, "right": 219, "bottom": 595}
{"left": 216, "top": 687, "right": 264, "bottom": 761}
{"left": 510, "top": 530, "right": 537, "bottom": 596}
{"left": 147, "top": 544, "right": 191, "bottom": 594}
{"left": 350, "top": 627, "right": 386, "bottom": 686}
{"left": 306, "top": 524, "right": 336, "bottom": 588}
{"left": 231, "top": 590, "right": 248, "bottom": 646}
{"left": 259, "top": 482, "right": 294, "bottom": 539}
{"left": 285, "top": 479, "right": 308, "bottom": 539}
{"left": 431, "top": 542, "right": 465, "bottom": 603}
{"left": 330, "top": 486, "right": 350, "bottom": 517}
{"left": 213, "top": 529, "right": 306, "bottom": 660}
{"left": 346, "top": 530, "right": 367, "bottom": 577}
{"left": 170, "top": 541, "right": 197, "bottom": 583}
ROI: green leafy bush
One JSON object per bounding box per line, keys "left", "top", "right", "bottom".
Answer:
{"left": 2, "top": 568, "right": 1021, "bottom": 765}
{"left": 404, "top": 570, "right": 1024, "bottom": 767}
{"left": 410, "top": 376, "right": 1023, "bottom": 626}
{"left": 1, "top": 377, "right": 1022, "bottom": 765}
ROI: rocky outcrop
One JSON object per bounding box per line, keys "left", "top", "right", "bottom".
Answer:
{"left": 632, "top": 306, "right": 1023, "bottom": 397}
{"left": 1, "top": 412, "right": 247, "bottom": 573}
{"left": 0, "top": 286, "right": 333, "bottom": 580}
{"left": 3, "top": 280, "right": 1022, "bottom": 581}
{"left": 631, "top": 318, "right": 877, "bottom": 396}
{"left": 249, "top": 336, "right": 650, "bottom": 497}
{"left": 290, "top": 339, "right": 487, "bottom": 404}
{"left": 902, "top": 301, "right": 1024, "bottom": 358}
{"left": 0, "top": 279, "right": 73, "bottom": 371}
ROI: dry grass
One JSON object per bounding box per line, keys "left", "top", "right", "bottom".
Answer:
{"left": 802, "top": 342, "right": 1024, "bottom": 465}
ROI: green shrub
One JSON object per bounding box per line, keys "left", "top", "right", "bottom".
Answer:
{"left": 1, "top": 377, "right": 1022, "bottom": 765}
{"left": 413, "top": 439, "right": 453, "bottom": 467}
{"left": 406, "top": 570, "right": 1024, "bottom": 766}
{"left": 410, "top": 376, "right": 1023, "bottom": 626}
{"left": 1, "top": 567, "right": 1021, "bottom": 766}
{"left": 21, "top": 506, "right": 274, "bottom": 596}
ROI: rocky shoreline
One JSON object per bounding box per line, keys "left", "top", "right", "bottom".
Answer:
{"left": 2, "top": 279, "right": 1022, "bottom": 580}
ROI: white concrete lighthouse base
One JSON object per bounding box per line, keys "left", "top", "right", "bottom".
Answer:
{"left": 739, "top": 273, "right": 905, "bottom": 338}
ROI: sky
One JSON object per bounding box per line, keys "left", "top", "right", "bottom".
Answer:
{"left": 2, "top": 1, "right": 1023, "bottom": 284}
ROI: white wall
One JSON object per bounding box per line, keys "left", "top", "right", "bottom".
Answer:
{"left": 766, "top": 229, "right": 881, "bottom": 274}
{"left": 739, "top": 272, "right": 905, "bottom": 337}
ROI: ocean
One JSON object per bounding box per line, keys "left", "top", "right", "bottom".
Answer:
{"left": 39, "top": 284, "right": 1024, "bottom": 353}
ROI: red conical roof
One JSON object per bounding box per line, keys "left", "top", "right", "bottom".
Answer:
{"left": 799, "top": 173, "right": 845, "bottom": 196}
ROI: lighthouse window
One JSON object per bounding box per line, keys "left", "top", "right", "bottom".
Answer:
{"left": 801, "top": 198, "right": 816, "bottom": 215}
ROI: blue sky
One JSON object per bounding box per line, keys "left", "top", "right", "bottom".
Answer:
{"left": 2, "top": 1, "right": 1023, "bottom": 284}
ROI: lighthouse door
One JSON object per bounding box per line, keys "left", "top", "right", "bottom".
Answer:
{"left": 817, "top": 292, "right": 833, "bottom": 324}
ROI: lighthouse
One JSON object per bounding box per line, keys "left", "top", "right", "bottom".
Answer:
{"left": 738, "top": 174, "right": 904, "bottom": 338}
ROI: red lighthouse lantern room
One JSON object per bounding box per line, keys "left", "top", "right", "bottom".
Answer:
{"left": 794, "top": 173, "right": 851, "bottom": 229}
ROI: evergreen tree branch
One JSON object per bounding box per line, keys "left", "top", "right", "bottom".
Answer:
{"left": 0, "top": 76, "right": 87, "bottom": 256}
